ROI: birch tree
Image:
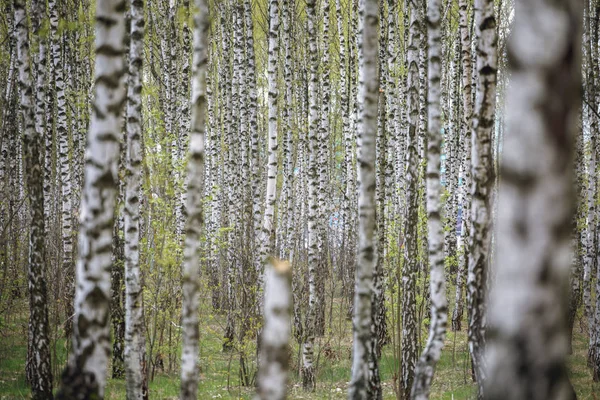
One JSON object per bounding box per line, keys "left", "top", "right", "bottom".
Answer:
{"left": 180, "top": 0, "right": 209, "bottom": 397}
{"left": 256, "top": 258, "right": 292, "bottom": 400}
{"left": 259, "top": 0, "right": 280, "bottom": 290}
{"left": 467, "top": 0, "right": 497, "bottom": 393}
{"left": 348, "top": 0, "right": 379, "bottom": 397}
{"left": 302, "top": 0, "right": 319, "bottom": 391}
{"left": 55, "top": 0, "right": 74, "bottom": 341}
{"left": 586, "top": 0, "right": 599, "bottom": 369}
{"left": 15, "top": 0, "right": 53, "bottom": 397}
{"left": 451, "top": 0, "right": 474, "bottom": 332}
{"left": 56, "top": 0, "right": 126, "bottom": 396}
{"left": 485, "top": 0, "right": 581, "bottom": 396}
{"left": 401, "top": 0, "right": 422, "bottom": 397}
{"left": 411, "top": 0, "right": 447, "bottom": 394}
{"left": 124, "top": 0, "right": 147, "bottom": 397}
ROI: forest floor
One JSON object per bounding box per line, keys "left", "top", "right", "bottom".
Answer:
{"left": 0, "top": 302, "right": 599, "bottom": 399}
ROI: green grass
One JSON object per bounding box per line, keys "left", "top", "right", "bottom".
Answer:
{"left": 2, "top": 303, "right": 600, "bottom": 399}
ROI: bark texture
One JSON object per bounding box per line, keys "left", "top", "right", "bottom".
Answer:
{"left": 180, "top": 0, "right": 209, "bottom": 397}
{"left": 401, "top": 0, "right": 422, "bottom": 397}
{"left": 348, "top": 0, "right": 379, "bottom": 398}
{"left": 15, "top": 0, "right": 54, "bottom": 397}
{"left": 302, "top": 0, "right": 318, "bottom": 392}
{"left": 467, "top": 0, "right": 497, "bottom": 394}
{"left": 124, "top": 0, "right": 148, "bottom": 397}
{"left": 411, "top": 0, "right": 447, "bottom": 395}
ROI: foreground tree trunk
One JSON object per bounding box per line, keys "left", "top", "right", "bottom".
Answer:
{"left": 485, "top": 0, "right": 581, "bottom": 396}
{"left": 57, "top": 0, "right": 127, "bottom": 397}
{"left": 180, "top": 0, "right": 209, "bottom": 398}
{"left": 302, "top": 0, "right": 318, "bottom": 392}
{"left": 401, "top": 0, "right": 422, "bottom": 397}
{"left": 348, "top": 0, "right": 379, "bottom": 398}
{"left": 411, "top": 0, "right": 447, "bottom": 395}
{"left": 467, "top": 0, "right": 497, "bottom": 394}
{"left": 257, "top": 258, "right": 292, "bottom": 400}
{"left": 125, "top": 0, "right": 148, "bottom": 397}
{"left": 15, "top": 0, "right": 53, "bottom": 397}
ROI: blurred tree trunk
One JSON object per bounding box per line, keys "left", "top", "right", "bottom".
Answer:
{"left": 56, "top": 0, "right": 126, "bottom": 396}
{"left": 485, "top": 0, "right": 581, "bottom": 396}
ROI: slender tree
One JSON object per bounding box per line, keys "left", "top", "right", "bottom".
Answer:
{"left": 401, "top": 0, "right": 422, "bottom": 397}
{"left": 585, "top": 0, "right": 599, "bottom": 368}
{"left": 302, "top": 0, "right": 319, "bottom": 391}
{"left": 348, "top": 0, "right": 379, "bottom": 397}
{"left": 467, "top": 0, "right": 497, "bottom": 394}
{"left": 411, "top": 0, "right": 447, "bottom": 394}
{"left": 180, "top": 0, "right": 209, "bottom": 397}
{"left": 124, "top": 0, "right": 148, "bottom": 397}
{"left": 259, "top": 0, "right": 280, "bottom": 288}
{"left": 451, "top": 0, "right": 474, "bottom": 332}
{"left": 15, "top": 0, "right": 53, "bottom": 397}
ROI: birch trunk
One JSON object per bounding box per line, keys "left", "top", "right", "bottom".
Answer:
{"left": 259, "top": 0, "right": 280, "bottom": 289}
{"left": 348, "top": 0, "right": 379, "bottom": 397}
{"left": 15, "top": 0, "right": 54, "bottom": 397}
{"left": 467, "top": 0, "right": 497, "bottom": 393}
{"left": 444, "top": 37, "right": 461, "bottom": 271}
{"left": 124, "top": 0, "right": 148, "bottom": 397}
{"left": 591, "top": 1, "right": 600, "bottom": 370}
{"left": 401, "top": 0, "right": 422, "bottom": 397}
{"left": 411, "top": 0, "right": 447, "bottom": 395}
{"left": 485, "top": 0, "right": 581, "bottom": 396}
{"left": 451, "top": 0, "right": 474, "bottom": 332}
{"left": 56, "top": 0, "right": 126, "bottom": 396}
{"left": 256, "top": 259, "right": 292, "bottom": 400}
{"left": 180, "top": 0, "right": 209, "bottom": 397}
{"left": 568, "top": 126, "right": 585, "bottom": 354}
{"left": 586, "top": 0, "right": 599, "bottom": 368}
{"left": 48, "top": 0, "right": 75, "bottom": 339}
{"left": 302, "top": 0, "right": 319, "bottom": 391}
{"left": 281, "top": 0, "right": 295, "bottom": 261}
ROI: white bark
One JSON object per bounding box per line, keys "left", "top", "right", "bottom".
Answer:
{"left": 15, "top": 0, "right": 53, "bottom": 397}
{"left": 256, "top": 258, "right": 292, "bottom": 400}
{"left": 401, "top": 0, "right": 422, "bottom": 397}
{"left": 451, "top": 0, "right": 474, "bottom": 332}
{"left": 58, "top": 0, "right": 127, "bottom": 396}
{"left": 348, "top": 0, "right": 379, "bottom": 398}
{"left": 411, "top": 0, "right": 447, "bottom": 395}
{"left": 467, "top": 0, "right": 497, "bottom": 393}
{"left": 180, "top": 0, "right": 209, "bottom": 397}
{"left": 302, "top": 0, "right": 319, "bottom": 391}
{"left": 124, "top": 0, "right": 147, "bottom": 397}
{"left": 485, "top": 0, "right": 581, "bottom": 396}
{"left": 259, "top": 0, "right": 280, "bottom": 288}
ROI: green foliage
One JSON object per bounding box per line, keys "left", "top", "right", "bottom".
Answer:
{"left": 3, "top": 300, "right": 599, "bottom": 399}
